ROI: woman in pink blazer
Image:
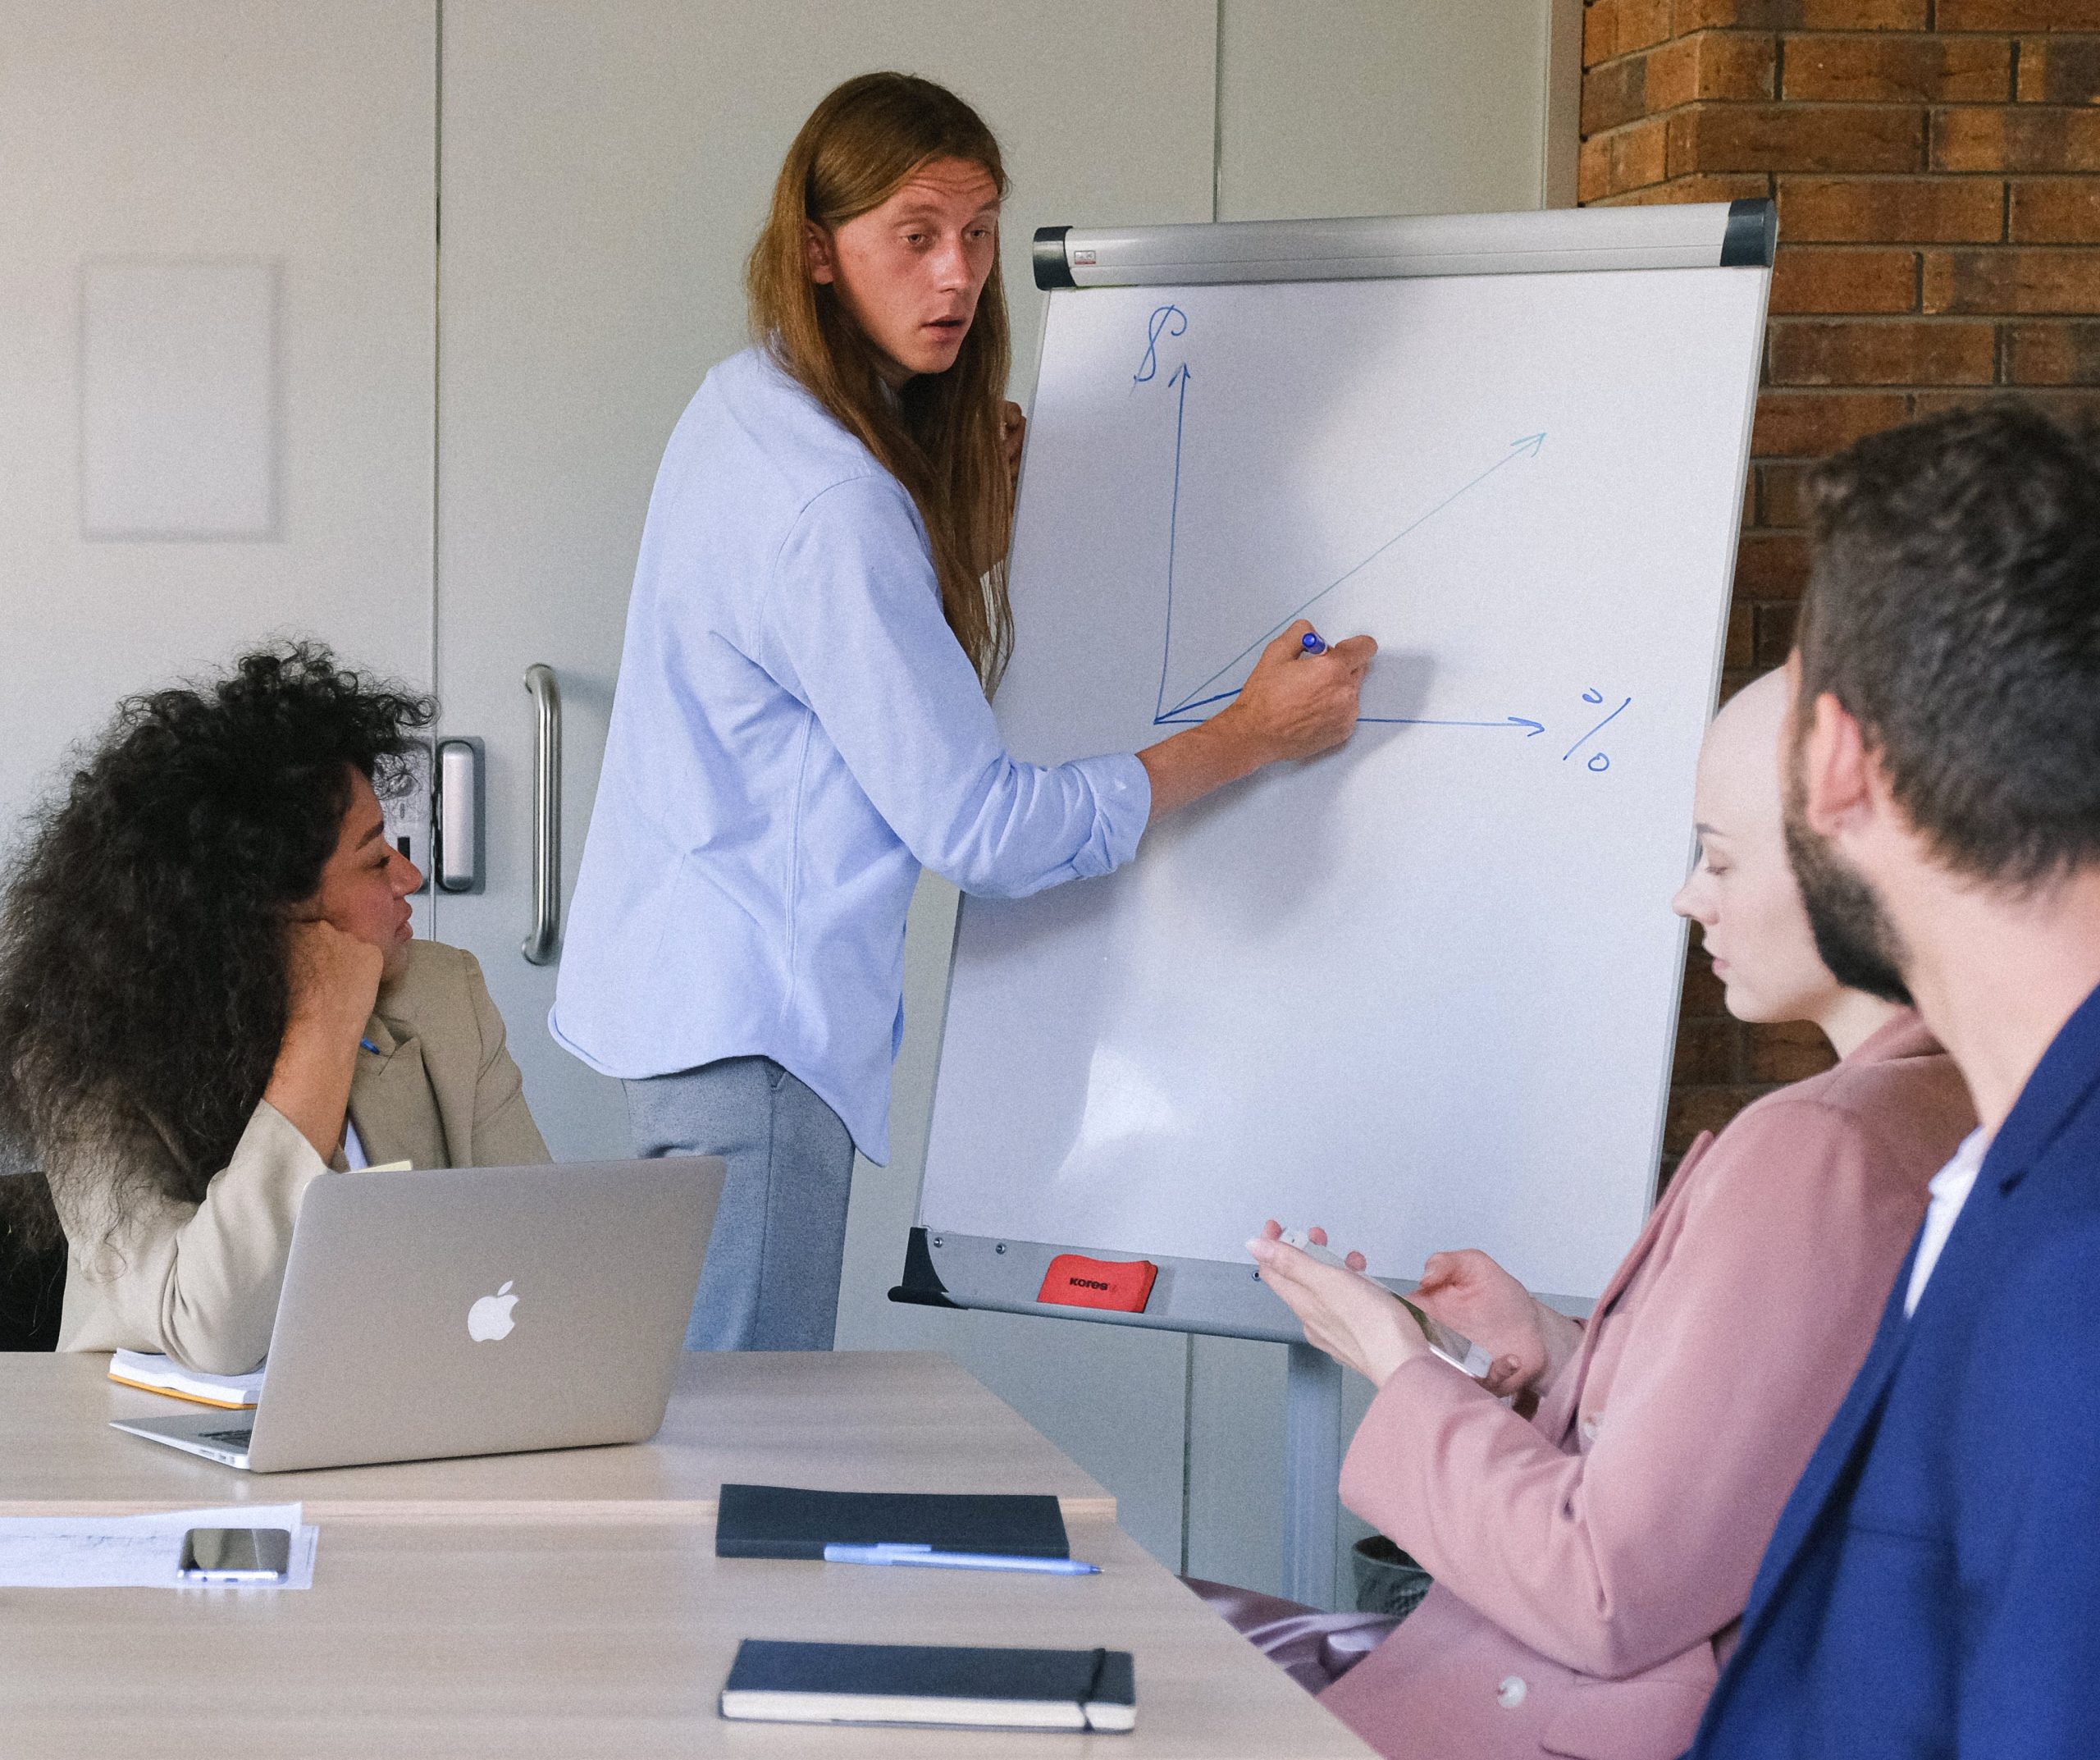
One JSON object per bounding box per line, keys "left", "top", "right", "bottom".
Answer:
{"left": 1234, "top": 670, "right": 1976, "bottom": 1760}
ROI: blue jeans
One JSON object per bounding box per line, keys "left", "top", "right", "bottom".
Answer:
{"left": 623, "top": 1057, "right": 855, "bottom": 1352}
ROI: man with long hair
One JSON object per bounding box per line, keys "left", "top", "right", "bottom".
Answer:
{"left": 555, "top": 71, "right": 1376, "bottom": 1352}
{"left": 1688, "top": 405, "right": 2100, "bottom": 1755}
{"left": 0, "top": 644, "right": 546, "bottom": 1374}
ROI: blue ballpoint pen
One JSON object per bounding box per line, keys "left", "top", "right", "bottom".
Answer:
{"left": 821, "top": 1543, "right": 1099, "bottom": 1575}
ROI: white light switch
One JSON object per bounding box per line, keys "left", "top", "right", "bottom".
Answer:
{"left": 80, "top": 258, "right": 280, "bottom": 541}
{"left": 379, "top": 742, "right": 433, "bottom": 896}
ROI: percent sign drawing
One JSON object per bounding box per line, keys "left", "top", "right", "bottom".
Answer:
{"left": 1563, "top": 689, "right": 1632, "bottom": 772}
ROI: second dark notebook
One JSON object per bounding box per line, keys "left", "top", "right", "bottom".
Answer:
{"left": 714, "top": 1483, "right": 1071, "bottom": 1560}
{"left": 719, "top": 1639, "right": 1135, "bottom": 1732}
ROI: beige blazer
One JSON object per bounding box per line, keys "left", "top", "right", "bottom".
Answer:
{"left": 55, "top": 939, "right": 549, "bottom": 1374}
{"left": 1318, "top": 1013, "right": 1974, "bottom": 1760}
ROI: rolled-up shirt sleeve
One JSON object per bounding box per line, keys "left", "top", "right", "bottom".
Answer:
{"left": 756, "top": 474, "right": 1149, "bottom": 898}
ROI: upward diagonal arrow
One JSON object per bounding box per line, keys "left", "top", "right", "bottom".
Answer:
{"left": 1157, "top": 431, "right": 1548, "bottom": 725}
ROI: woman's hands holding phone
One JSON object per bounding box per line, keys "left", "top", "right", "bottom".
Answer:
{"left": 1249, "top": 1225, "right": 1586, "bottom": 1400}
{"left": 1247, "top": 1219, "right": 1429, "bottom": 1388}
{"left": 1413, "top": 1249, "right": 1583, "bottom": 1397}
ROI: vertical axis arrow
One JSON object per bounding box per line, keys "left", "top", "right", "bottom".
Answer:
{"left": 1153, "top": 361, "right": 1192, "bottom": 724}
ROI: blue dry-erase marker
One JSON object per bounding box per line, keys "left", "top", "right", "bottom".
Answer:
{"left": 1300, "top": 631, "right": 1328, "bottom": 656}
{"left": 821, "top": 1543, "right": 1100, "bottom": 1576}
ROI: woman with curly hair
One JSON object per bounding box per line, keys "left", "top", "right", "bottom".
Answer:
{"left": 0, "top": 644, "right": 547, "bottom": 1374}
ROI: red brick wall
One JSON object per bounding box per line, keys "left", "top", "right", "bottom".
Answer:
{"left": 1579, "top": 0, "right": 2100, "bottom": 1176}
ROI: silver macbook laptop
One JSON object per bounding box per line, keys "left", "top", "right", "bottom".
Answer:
{"left": 110, "top": 1156, "right": 723, "bottom": 1473}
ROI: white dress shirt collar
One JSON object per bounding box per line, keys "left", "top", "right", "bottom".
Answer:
{"left": 1905, "top": 1127, "right": 1989, "bottom": 1318}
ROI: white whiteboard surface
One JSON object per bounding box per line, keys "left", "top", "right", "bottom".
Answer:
{"left": 920, "top": 263, "right": 1765, "bottom": 1304}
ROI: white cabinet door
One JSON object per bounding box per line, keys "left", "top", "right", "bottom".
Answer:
{"left": 0, "top": 3, "right": 435, "bottom": 860}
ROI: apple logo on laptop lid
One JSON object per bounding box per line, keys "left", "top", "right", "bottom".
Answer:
{"left": 468, "top": 1280, "right": 518, "bottom": 1342}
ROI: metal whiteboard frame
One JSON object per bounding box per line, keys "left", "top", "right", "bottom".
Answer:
{"left": 1032, "top": 199, "right": 1775, "bottom": 288}
{"left": 894, "top": 200, "right": 1776, "bottom": 1603}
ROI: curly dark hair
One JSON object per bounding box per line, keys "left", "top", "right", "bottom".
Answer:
{"left": 0, "top": 643, "right": 434, "bottom": 1253}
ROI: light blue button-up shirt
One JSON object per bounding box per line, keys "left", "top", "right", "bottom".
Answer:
{"left": 552, "top": 347, "right": 1150, "bottom": 1163}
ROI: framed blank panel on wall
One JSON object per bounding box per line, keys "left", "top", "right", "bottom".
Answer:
{"left": 79, "top": 258, "right": 280, "bottom": 542}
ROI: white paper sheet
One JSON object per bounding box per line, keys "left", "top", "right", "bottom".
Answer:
{"left": 0, "top": 1502, "right": 317, "bottom": 1589}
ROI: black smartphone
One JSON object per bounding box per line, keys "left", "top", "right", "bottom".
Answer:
{"left": 178, "top": 1527, "right": 291, "bottom": 1583}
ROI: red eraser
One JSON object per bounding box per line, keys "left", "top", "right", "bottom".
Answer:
{"left": 1037, "top": 1253, "right": 1158, "bottom": 1313}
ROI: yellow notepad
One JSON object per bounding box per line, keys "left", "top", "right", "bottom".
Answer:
{"left": 107, "top": 1350, "right": 262, "bottom": 1410}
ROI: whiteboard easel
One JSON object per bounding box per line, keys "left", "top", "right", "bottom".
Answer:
{"left": 896, "top": 202, "right": 1774, "bottom": 1606}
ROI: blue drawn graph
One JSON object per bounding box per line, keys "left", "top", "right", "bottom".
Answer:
{"left": 1131, "top": 303, "right": 1628, "bottom": 764}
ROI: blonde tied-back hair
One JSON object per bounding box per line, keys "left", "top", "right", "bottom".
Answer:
{"left": 747, "top": 72, "right": 1015, "bottom": 693}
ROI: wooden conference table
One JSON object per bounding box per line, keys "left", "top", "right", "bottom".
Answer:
{"left": 0, "top": 1351, "right": 1118, "bottom": 1523}
{"left": 0, "top": 1352, "right": 1374, "bottom": 1758}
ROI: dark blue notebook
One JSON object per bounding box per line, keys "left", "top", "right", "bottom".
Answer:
{"left": 713, "top": 1483, "right": 1071, "bottom": 1560}
{"left": 719, "top": 1639, "right": 1136, "bottom": 1732}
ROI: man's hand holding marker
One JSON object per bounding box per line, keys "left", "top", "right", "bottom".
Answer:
{"left": 1233, "top": 619, "right": 1375, "bottom": 763}
{"left": 1137, "top": 619, "right": 1375, "bottom": 819}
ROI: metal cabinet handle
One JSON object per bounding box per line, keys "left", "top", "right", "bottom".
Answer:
{"left": 522, "top": 663, "right": 562, "bottom": 965}
{"left": 435, "top": 738, "right": 482, "bottom": 894}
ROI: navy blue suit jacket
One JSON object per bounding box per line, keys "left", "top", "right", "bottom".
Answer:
{"left": 1689, "top": 980, "right": 2100, "bottom": 1759}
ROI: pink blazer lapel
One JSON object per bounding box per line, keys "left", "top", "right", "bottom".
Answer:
{"left": 1596, "top": 1131, "right": 1712, "bottom": 1318}
{"left": 1534, "top": 1130, "right": 1715, "bottom": 1442}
